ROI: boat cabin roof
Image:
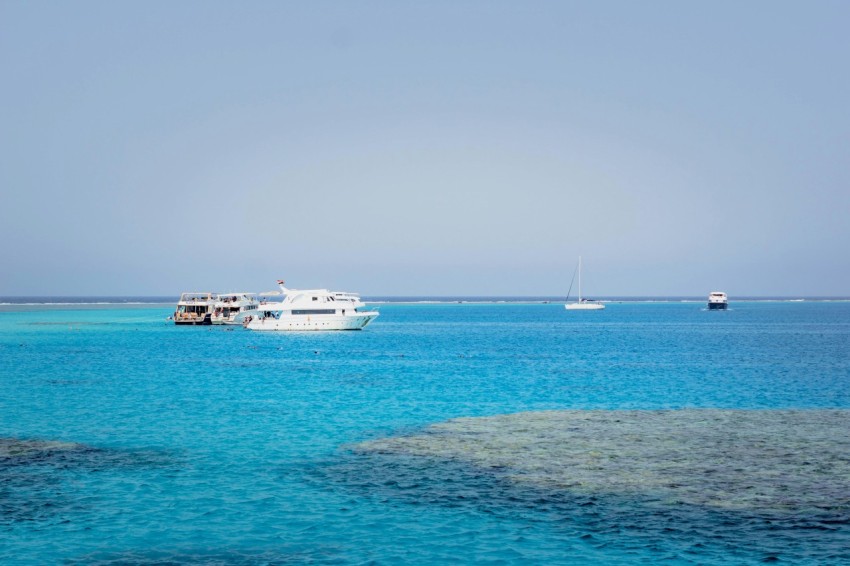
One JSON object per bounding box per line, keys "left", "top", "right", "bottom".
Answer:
{"left": 179, "top": 292, "right": 216, "bottom": 302}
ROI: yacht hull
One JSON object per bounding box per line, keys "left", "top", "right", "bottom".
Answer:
{"left": 708, "top": 303, "right": 728, "bottom": 310}
{"left": 245, "top": 313, "right": 378, "bottom": 331}
{"left": 174, "top": 314, "right": 212, "bottom": 325}
{"left": 212, "top": 314, "right": 251, "bottom": 325}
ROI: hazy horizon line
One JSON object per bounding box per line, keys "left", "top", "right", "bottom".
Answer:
{"left": 2, "top": 294, "right": 848, "bottom": 300}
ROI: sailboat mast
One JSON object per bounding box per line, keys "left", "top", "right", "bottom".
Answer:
{"left": 578, "top": 256, "right": 582, "bottom": 302}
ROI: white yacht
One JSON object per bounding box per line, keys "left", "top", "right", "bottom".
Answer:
{"left": 707, "top": 291, "right": 728, "bottom": 310}
{"left": 211, "top": 293, "right": 259, "bottom": 325}
{"left": 565, "top": 257, "right": 605, "bottom": 311}
{"left": 243, "top": 280, "right": 379, "bottom": 331}
{"left": 173, "top": 292, "right": 218, "bottom": 325}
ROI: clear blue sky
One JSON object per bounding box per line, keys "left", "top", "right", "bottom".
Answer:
{"left": 2, "top": 1, "right": 848, "bottom": 296}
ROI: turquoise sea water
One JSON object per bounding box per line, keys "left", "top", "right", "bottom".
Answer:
{"left": 1, "top": 301, "right": 849, "bottom": 564}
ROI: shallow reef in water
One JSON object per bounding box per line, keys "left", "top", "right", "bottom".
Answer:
{"left": 1, "top": 438, "right": 94, "bottom": 461}
{"left": 0, "top": 437, "right": 173, "bottom": 526}
{"left": 349, "top": 409, "right": 850, "bottom": 563}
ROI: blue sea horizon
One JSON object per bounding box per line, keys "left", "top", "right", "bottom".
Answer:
{"left": 3, "top": 294, "right": 849, "bottom": 306}
{"left": 2, "top": 301, "right": 849, "bottom": 564}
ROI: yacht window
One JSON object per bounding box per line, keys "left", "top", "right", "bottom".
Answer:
{"left": 312, "top": 297, "right": 318, "bottom": 301}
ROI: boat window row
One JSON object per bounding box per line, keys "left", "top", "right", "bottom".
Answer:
{"left": 292, "top": 309, "right": 336, "bottom": 315}
{"left": 177, "top": 305, "right": 210, "bottom": 314}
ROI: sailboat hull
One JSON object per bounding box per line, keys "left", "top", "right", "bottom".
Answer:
{"left": 565, "top": 303, "right": 605, "bottom": 310}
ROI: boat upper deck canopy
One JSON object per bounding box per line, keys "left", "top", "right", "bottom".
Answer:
{"left": 178, "top": 292, "right": 217, "bottom": 303}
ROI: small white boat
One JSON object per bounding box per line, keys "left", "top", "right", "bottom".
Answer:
{"left": 707, "top": 291, "right": 728, "bottom": 310}
{"left": 565, "top": 257, "right": 605, "bottom": 311}
{"left": 211, "top": 293, "right": 259, "bottom": 325}
{"left": 173, "top": 292, "right": 218, "bottom": 325}
{"left": 243, "top": 280, "right": 379, "bottom": 331}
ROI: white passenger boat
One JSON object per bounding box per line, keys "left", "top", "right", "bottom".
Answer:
{"left": 211, "top": 293, "right": 259, "bottom": 325}
{"left": 707, "top": 291, "right": 728, "bottom": 310}
{"left": 243, "top": 280, "right": 379, "bottom": 331}
{"left": 173, "top": 292, "right": 218, "bottom": 325}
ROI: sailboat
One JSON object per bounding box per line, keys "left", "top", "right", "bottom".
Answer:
{"left": 565, "top": 256, "right": 605, "bottom": 311}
